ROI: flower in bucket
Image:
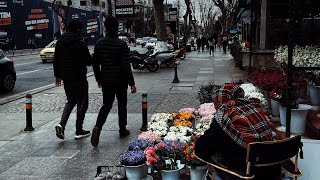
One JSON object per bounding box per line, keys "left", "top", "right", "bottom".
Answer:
{"left": 194, "top": 120, "right": 212, "bottom": 135}
{"left": 120, "top": 150, "right": 146, "bottom": 166}
{"left": 164, "top": 126, "right": 193, "bottom": 143}
{"left": 197, "top": 103, "right": 216, "bottom": 122}
{"left": 173, "top": 111, "right": 196, "bottom": 128}
{"left": 128, "top": 139, "right": 153, "bottom": 151}
{"left": 145, "top": 140, "right": 184, "bottom": 171}
{"left": 138, "top": 131, "right": 162, "bottom": 144}
{"left": 180, "top": 136, "right": 205, "bottom": 168}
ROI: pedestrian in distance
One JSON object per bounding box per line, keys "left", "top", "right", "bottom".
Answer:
{"left": 201, "top": 35, "right": 207, "bottom": 52}
{"left": 54, "top": 20, "right": 92, "bottom": 140}
{"left": 91, "top": 16, "right": 137, "bottom": 148}
{"left": 196, "top": 37, "right": 202, "bottom": 52}
{"left": 222, "top": 36, "right": 228, "bottom": 54}
{"left": 217, "top": 34, "right": 222, "bottom": 51}
{"left": 208, "top": 36, "right": 215, "bottom": 56}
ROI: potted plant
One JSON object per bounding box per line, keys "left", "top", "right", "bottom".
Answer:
{"left": 181, "top": 136, "right": 207, "bottom": 180}
{"left": 144, "top": 140, "right": 184, "bottom": 180}
{"left": 120, "top": 150, "right": 146, "bottom": 180}
{"left": 271, "top": 79, "right": 312, "bottom": 134}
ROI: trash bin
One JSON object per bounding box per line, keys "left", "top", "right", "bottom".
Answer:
{"left": 186, "top": 44, "right": 191, "bottom": 52}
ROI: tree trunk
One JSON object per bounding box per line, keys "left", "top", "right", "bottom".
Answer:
{"left": 153, "top": 0, "right": 167, "bottom": 52}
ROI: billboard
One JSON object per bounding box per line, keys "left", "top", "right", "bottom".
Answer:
{"left": 115, "top": 0, "right": 134, "bottom": 18}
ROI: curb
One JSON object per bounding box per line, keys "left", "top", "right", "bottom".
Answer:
{"left": 0, "top": 72, "right": 95, "bottom": 105}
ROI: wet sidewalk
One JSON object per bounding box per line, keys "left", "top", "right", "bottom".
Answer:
{"left": 0, "top": 49, "right": 245, "bottom": 179}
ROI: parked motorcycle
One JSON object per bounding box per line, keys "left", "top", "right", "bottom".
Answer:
{"left": 130, "top": 50, "right": 160, "bottom": 72}
{"left": 149, "top": 51, "right": 178, "bottom": 68}
{"left": 173, "top": 47, "right": 186, "bottom": 60}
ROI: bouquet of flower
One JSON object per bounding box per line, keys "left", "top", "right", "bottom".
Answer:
{"left": 164, "top": 126, "right": 193, "bottom": 143}
{"left": 180, "top": 136, "right": 205, "bottom": 168}
{"left": 120, "top": 150, "right": 146, "bottom": 166}
{"left": 138, "top": 131, "right": 162, "bottom": 144}
{"left": 145, "top": 140, "right": 184, "bottom": 171}
{"left": 179, "top": 108, "right": 196, "bottom": 114}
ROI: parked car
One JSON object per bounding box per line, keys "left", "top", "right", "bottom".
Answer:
{"left": 0, "top": 49, "right": 16, "bottom": 92}
{"left": 40, "top": 40, "right": 56, "bottom": 63}
{"left": 141, "top": 37, "right": 152, "bottom": 47}
{"left": 145, "top": 38, "right": 157, "bottom": 49}
{"left": 136, "top": 38, "right": 143, "bottom": 45}
{"left": 118, "top": 36, "right": 129, "bottom": 44}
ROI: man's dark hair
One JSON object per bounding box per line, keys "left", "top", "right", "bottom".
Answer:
{"left": 68, "top": 20, "right": 83, "bottom": 33}
{"left": 104, "top": 16, "right": 119, "bottom": 34}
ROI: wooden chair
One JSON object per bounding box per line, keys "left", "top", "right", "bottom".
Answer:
{"left": 196, "top": 135, "right": 303, "bottom": 180}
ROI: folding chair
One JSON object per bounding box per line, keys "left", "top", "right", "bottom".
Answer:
{"left": 196, "top": 135, "right": 303, "bottom": 180}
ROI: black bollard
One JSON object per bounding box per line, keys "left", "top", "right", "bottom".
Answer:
{"left": 172, "top": 61, "right": 180, "bottom": 83}
{"left": 24, "top": 94, "right": 34, "bottom": 131}
{"left": 140, "top": 93, "right": 148, "bottom": 131}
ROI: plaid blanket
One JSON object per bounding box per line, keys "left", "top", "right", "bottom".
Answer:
{"left": 213, "top": 83, "right": 273, "bottom": 148}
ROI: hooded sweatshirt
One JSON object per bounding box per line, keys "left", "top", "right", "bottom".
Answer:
{"left": 53, "top": 32, "right": 91, "bottom": 82}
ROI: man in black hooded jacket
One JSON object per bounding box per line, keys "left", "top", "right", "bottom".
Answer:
{"left": 53, "top": 20, "right": 92, "bottom": 140}
{"left": 90, "top": 16, "right": 136, "bottom": 147}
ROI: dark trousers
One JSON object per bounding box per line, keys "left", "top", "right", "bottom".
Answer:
{"left": 209, "top": 46, "right": 214, "bottom": 55}
{"left": 60, "top": 80, "right": 88, "bottom": 131}
{"left": 95, "top": 85, "right": 128, "bottom": 132}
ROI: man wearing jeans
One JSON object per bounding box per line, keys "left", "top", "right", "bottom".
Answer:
{"left": 91, "top": 16, "right": 136, "bottom": 147}
{"left": 53, "top": 20, "right": 92, "bottom": 139}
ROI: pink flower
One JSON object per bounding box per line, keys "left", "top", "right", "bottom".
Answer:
{"left": 157, "top": 142, "right": 165, "bottom": 148}
{"left": 179, "top": 108, "right": 196, "bottom": 114}
{"left": 138, "top": 131, "right": 161, "bottom": 143}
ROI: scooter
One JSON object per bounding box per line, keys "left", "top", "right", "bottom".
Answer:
{"left": 173, "top": 47, "right": 186, "bottom": 60}
{"left": 149, "top": 51, "right": 178, "bottom": 68}
{"left": 130, "top": 50, "right": 160, "bottom": 72}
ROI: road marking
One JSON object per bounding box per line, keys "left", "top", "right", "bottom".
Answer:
{"left": 15, "top": 62, "right": 38, "bottom": 67}
{"left": 17, "top": 69, "right": 41, "bottom": 75}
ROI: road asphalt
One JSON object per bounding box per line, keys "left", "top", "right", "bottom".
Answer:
{"left": 0, "top": 48, "right": 244, "bottom": 179}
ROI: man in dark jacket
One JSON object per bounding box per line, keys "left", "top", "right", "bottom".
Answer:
{"left": 53, "top": 20, "right": 92, "bottom": 140}
{"left": 91, "top": 16, "right": 137, "bottom": 147}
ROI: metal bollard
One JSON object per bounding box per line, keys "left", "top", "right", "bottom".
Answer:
{"left": 24, "top": 94, "right": 34, "bottom": 131}
{"left": 172, "top": 61, "right": 180, "bottom": 83}
{"left": 140, "top": 93, "right": 148, "bottom": 131}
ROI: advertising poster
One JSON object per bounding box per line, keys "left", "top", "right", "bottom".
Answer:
{"left": 0, "top": 0, "right": 10, "bottom": 40}
{"left": 53, "top": 6, "right": 67, "bottom": 39}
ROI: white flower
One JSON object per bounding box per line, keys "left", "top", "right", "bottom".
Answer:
{"left": 241, "top": 83, "right": 268, "bottom": 109}
{"left": 195, "top": 120, "right": 212, "bottom": 135}
{"left": 163, "top": 126, "right": 193, "bottom": 143}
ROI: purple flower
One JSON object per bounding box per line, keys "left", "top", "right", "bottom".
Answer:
{"left": 120, "top": 150, "right": 146, "bottom": 166}
{"left": 128, "top": 139, "right": 152, "bottom": 151}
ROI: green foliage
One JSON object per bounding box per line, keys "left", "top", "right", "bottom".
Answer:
{"left": 197, "top": 83, "right": 222, "bottom": 104}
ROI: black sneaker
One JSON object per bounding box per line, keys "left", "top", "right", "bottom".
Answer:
{"left": 55, "top": 124, "right": 64, "bottom": 139}
{"left": 91, "top": 126, "right": 101, "bottom": 147}
{"left": 119, "top": 129, "right": 130, "bottom": 138}
{"left": 75, "top": 129, "right": 91, "bottom": 139}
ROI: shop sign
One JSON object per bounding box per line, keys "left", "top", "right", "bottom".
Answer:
{"left": 116, "top": 7, "right": 134, "bottom": 15}
{"left": 25, "top": 8, "right": 49, "bottom": 30}
{"left": 35, "top": 33, "right": 42, "bottom": 38}
{"left": 87, "top": 18, "right": 98, "bottom": 33}
{"left": 13, "top": 0, "right": 24, "bottom": 5}
{"left": 0, "top": 11, "right": 11, "bottom": 26}
{"left": 0, "top": 0, "right": 7, "bottom": 8}
{"left": 0, "top": 31, "right": 7, "bottom": 37}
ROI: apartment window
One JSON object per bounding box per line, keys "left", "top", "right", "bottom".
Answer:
{"left": 80, "top": 0, "right": 86, "bottom": 6}
{"left": 91, "top": 0, "right": 99, "bottom": 6}
{"left": 102, "top": 2, "right": 106, "bottom": 8}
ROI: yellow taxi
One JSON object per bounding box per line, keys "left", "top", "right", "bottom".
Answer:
{"left": 40, "top": 40, "right": 56, "bottom": 63}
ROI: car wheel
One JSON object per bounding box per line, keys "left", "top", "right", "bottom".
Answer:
{"left": 1, "top": 73, "right": 15, "bottom": 92}
{"left": 42, "top": 59, "right": 47, "bottom": 63}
